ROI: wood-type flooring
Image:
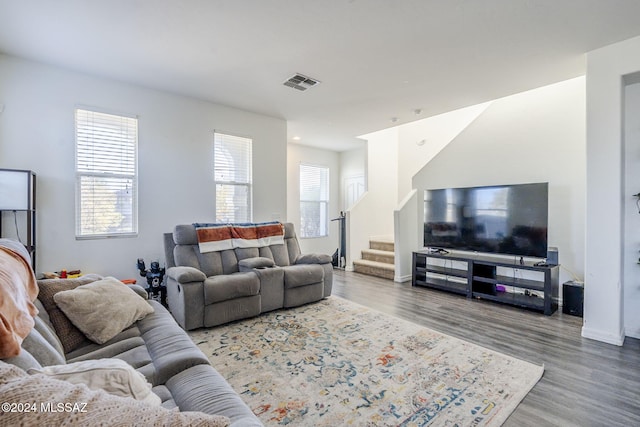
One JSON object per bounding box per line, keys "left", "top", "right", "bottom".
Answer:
{"left": 332, "top": 270, "right": 640, "bottom": 427}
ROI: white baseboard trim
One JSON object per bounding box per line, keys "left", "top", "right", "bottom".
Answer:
{"left": 581, "top": 325, "right": 625, "bottom": 346}
{"left": 394, "top": 274, "right": 411, "bottom": 283}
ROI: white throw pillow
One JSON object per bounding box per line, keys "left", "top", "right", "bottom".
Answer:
{"left": 29, "top": 358, "right": 161, "bottom": 406}
{"left": 53, "top": 277, "right": 154, "bottom": 344}
{"left": 0, "top": 362, "right": 231, "bottom": 426}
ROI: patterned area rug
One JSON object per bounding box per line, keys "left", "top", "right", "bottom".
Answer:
{"left": 189, "top": 297, "right": 543, "bottom": 426}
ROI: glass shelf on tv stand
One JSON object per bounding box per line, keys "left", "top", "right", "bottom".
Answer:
{"left": 412, "top": 250, "right": 559, "bottom": 315}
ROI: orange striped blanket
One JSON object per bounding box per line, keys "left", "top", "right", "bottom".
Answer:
{"left": 194, "top": 222, "right": 285, "bottom": 253}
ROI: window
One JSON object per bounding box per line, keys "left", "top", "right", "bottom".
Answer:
{"left": 214, "top": 132, "right": 252, "bottom": 223}
{"left": 75, "top": 108, "right": 138, "bottom": 238}
{"left": 299, "top": 164, "right": 329, "bottom": 238}
{"left": 474, "top": 187, "right": 509, "bottom": 239}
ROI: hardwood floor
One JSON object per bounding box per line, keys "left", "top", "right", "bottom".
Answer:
{"left": 332, "top": 270, "right": 640, "bottom": 427}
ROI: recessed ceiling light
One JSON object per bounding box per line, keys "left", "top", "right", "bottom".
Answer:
{"left": 292, "top": 136, "right": 301, "bottom": 141}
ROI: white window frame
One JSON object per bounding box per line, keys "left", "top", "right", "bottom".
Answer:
{"left": 299, "top": 163, "right": 330, "bottom": 238}
{"left": 214, "top": 131, "right": 253, "bottom": 223}
{"left": 75, "top": 108, "right": 138, "bottom": 239}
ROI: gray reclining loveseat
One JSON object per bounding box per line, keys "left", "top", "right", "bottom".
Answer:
{"left": 165, "top": 222, "right": 333, "bottom": 331}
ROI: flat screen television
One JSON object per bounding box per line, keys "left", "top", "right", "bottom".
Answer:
{"left": 423, "top": 182, "right": 548, "bottom": 258}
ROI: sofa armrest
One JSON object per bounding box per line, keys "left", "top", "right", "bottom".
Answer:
{"left": 238, "top": 257, "right": 275, "bottom": 272}
{"left": 295, "top": 253, "right": 332, "bottom": 265}
{"left": 127, "top": 284, "right": 149, "bottom": 299}
{"left": 167, "top": 266, "right": 207, "bottom": 283}
{"left": 166, "top": 268, "right": 206, "bottom": 330}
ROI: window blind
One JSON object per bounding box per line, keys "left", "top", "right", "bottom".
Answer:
{"left": 299, "top": 163, "right": 329, "bottom": 238}
{"left": 75, "top": 109, "right": 138, "bottom": 238}
{"left": 214, "top": 132, "right": 252, "bottom": 223}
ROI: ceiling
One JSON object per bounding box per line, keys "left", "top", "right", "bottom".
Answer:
{"left": 2, "top": 1, "right": 640, "bottom": 151}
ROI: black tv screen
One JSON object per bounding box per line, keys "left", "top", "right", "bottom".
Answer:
{"left": 424, "top": 182, "right": 548, "bottom": 258}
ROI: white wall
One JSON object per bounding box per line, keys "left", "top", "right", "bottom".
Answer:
{"left": 286, "top": 143, "right": 340, "bottom": 255}
{"left": 394, "top": 190, "right": 419, "bottom": 282}
{"left": 360, "top": 127, "right": 399, "bottom": 237}
{"left": 412, "top": 77, "right": 586, "bottom": 287}
{"left": 346, "top": 127, "right": 398, "bottom": 269}
{"left": 339, "top": 145, "right": 366, "bottom": 211}
{"left": 0, "top": 54, "right": 287, "bottom": 279}
{"left": 585, "top": 35, "right": 640, "bottom": 345}
{"left": 623, "top": 79, "right": 640, "bottom": 339}
{"left": 351, "top": 103, "right": 490, "bottom": 279}
{"left": 397, "top": 103, "right": 491, "bottom": 202}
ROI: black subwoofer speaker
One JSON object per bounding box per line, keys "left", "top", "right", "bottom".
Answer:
{"left": 562, "top": 281, "right": 584, "bottom": 317}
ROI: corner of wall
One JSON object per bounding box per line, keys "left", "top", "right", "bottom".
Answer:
{"left": 581, "top": 325, "right": 625, "bottom": 346}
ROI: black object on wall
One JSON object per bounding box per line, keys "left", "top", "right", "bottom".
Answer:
{"left": 562, "top": 281, "right": 584, "bottom": 317}
{"left": 0, "top": 169, "right": 36, "bottom": 269}
{"left": 331, "top": 212, "right": 346, "bottom": 269}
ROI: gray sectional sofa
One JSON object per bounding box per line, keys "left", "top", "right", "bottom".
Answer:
{"left": 165, "top": 222, "right": 333, "bottom": 330}
{"left": 0, "top": 240, "right": 262, "bottom": 426}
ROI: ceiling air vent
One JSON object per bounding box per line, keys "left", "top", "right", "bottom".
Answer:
{"left": 283, "top": 73, "right": 320, "bottom": 91}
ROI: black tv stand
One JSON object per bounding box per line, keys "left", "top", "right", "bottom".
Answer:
{"left": 412, "top": 250, "right": 559, "bottom": 315}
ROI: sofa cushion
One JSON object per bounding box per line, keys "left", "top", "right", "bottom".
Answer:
{"left": 295, "top": 253, "right": 333, "bottom": 265}
{"left": 66, "top": 327, "right": 145, "bottom": 360}
{"left": 235, "top": 247, "right": 260, "bottom": 262}
{"left": 137, "top": 301, "right": 210, "bottom": 385}
{"left": 178, "top": 247, "right": 244, "bottom": 278}
{"left": 283, "top": 264, "right": 324, "bottom": 289}
{"left": 21, "top": 327, "right": 65, "bottom": 367}
{"left": 284, "top": 222, "right": 302, "bottom": 264}
{"left": 32, "top": 315, "right": 64, "bottom": 358}
{"left": 2, "top": 348, "right": 42, "bottom": 371}
{"left": 204, "top": 273, "right": 260, "bottom": 305}
{"left": 166, "top": 364, "right": 262, "bottom": 426}
{"left": 37, "top": 275, "right": 102, "bottom": 353}
{"left": 0, "top": 362, "right": 231, "bottom": 426}
{"left": 174, "top": 244, "right": 202, "bottom": 270}
{"left": 174, "top": 224, "right": 199, "bottom": 245}
{"left": 53, "top": 277, "right": 155, "bottom": 345}
{"left": 152, "top": 384, "right": 178, "bottom": 409}
{"left": 33, "top": 299, "right": 51, "bottom": 326}
{"left": 220, "top": 250, "right": 240, "bottom": 275}
{"left": 204, "top": 296, "right": 261, "bottom": 328}
{"left": 67, "top": 336, "right": 154, "bottom": 376}
{"left": 29, "top": 358, "right": 161, "bottom": 406}
{"left": 267, "top": 244, "right": 291, "bottom": 266}
{"left": 64, "top": 301, "right": 210, "bottom": 388}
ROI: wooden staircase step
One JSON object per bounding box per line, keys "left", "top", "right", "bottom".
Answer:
{"left": 362, "top": 248, "right": 394, "bottom": 264}
{"left": 370, "top": 239, "right": 394, "bottom": 252}
{"left": 353, "top": 259, "right": 395, "bottom": 280}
